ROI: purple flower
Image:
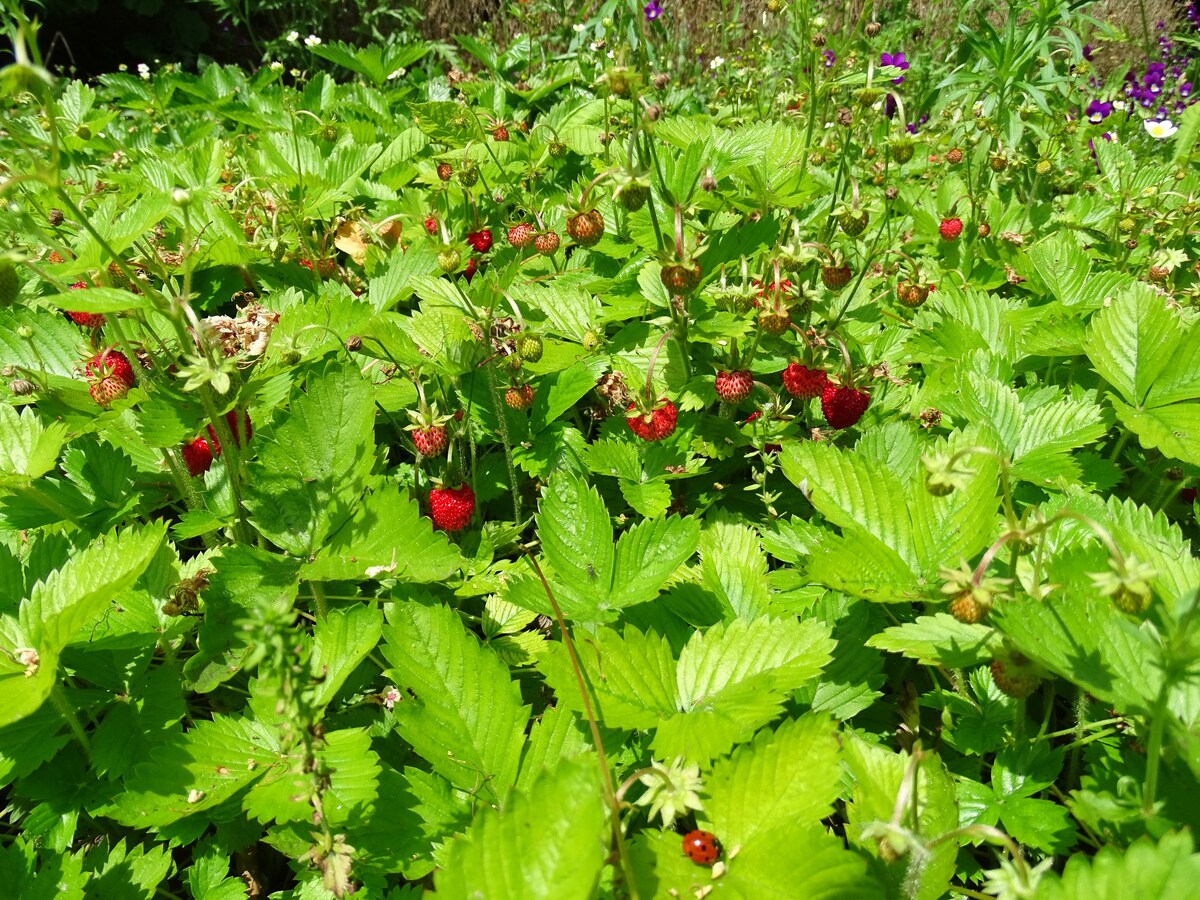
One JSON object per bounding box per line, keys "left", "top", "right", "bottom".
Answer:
{"left": 885, "top": 93, "right": 897, "bottom": 118}
{"left": 1086, "top": 99, "right": 1112, "bottom": 123}
{"left": 1082, "top": 44, "right": 1094, "bottom": 61}
{"left": 644, "top": 0, "right": 663, "bottom": 20}
{"left": 880, "top": 51, "right": 910, "bottom": 84}
{"left": 822, "top": 49, "right": 836, "bottom": 68}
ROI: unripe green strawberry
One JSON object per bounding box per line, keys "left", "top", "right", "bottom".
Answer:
{"left": 438, "top": 246, "right": 462, "bottom": 273}
{"left": 1035, "top": 159, "right": 1052, "bottom": 176}
{"left": 757, "top": 306, "right": 791, "bottom": 335}
{"left": 517, "top": 333, "right": 543, "bottom": 362}
{"left": 990, "top": 657, "right": 1040, "bottom": 699}
{"left": 1117, "top": 216, "right": 1136, "bottom": 234}
{"left": 457, "top": 162, "right": 479, "bottom": 187}
{"left": 890, "top": 137, "right": 914, "bottom": 163}
{"left": 548, "top": 139, "right": 569, "bottom": 158}
{"left": 0, "top": 260, "right": 19, "bottom": 307}
{"left": 856, "top": 86, "right": 884, "bottom": 107}
{"left": 319, "top": 124, "right": 338, "bottom": 142}
{"left": 582, "top": 329, "right": 604, "bottom": 351}
{"left": 618, "top": 180, "right": 650, "bottom": 211}
{"left": 839, "top": 211, "right": 870, "bottom": 237}
{"left": 1112, "top": 586, "right": 1151, "bottom": 615}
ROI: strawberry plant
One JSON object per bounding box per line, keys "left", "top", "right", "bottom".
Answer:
{"left": 2, "top": 0, "right": 1200, "bottom": 897}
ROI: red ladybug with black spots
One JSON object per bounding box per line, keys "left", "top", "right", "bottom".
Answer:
{"left": 682, "top": 829, "right": 721, "bottom": 865}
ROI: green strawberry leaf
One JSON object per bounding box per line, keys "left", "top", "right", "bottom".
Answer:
{"left": 867, "top": 613, "right": 998, "bottom": 668}
{"left": 381, "top": 601, "right": 530, "bottom": 804}
{"left": 705, "top": 714, "right": 842, "bottom": 846}
{"left": 0, "top": 523, "right": 165, "bottom": 728}
{"left": 245, "top": 357, "right": 376, "bottom": 556}
{"left": 432, "top": 757, "right": 606, "bottom": 899}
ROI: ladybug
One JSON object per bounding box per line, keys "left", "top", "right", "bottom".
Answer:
{"left": 682, "top": 829, "right": 721, "bottom": 866}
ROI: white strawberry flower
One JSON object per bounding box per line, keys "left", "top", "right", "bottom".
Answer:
{"left": 1144, "top": 118, "right": 1177, "bottom": 139}
{"left": 304, "top": 34, "right": 322, "bottom": 47}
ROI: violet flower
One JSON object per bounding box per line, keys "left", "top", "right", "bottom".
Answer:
{"left": 1086, "top": 99, "right": 1112, "bottom": 123}
{"left": 880, "top": 51, "right": 909, "bottom": 84}
{"left": 644, "top": 0, "right": 663, "bottom": 21}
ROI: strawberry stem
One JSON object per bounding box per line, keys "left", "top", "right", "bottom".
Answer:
{"left": 526, "top": 554, "right": 641, "bottom": 900}
{"left": 643, "top": 329, "right": 674, "bottom": 406}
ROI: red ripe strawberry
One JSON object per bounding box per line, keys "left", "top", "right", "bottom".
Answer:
{"left": 534, "top": 230, "right": 560, "bottom": 256}
{"left": 436, "top": 161, "right": 453, "bottom": 181}
{"left": 89, "top": 375, "right": 129, "bottom": 408}
{"left": 424, "top": 216, "right": 438, "bottom": 236}
{"left": 181, "top": 436, "right": 215, "bottom": 476}
{"left": 820, "top": 263, "right": 852, "bottom": 292}
{"left": 566, "top": 210, "right": 604, "bottom": 247}
{"left": 85, "top": 349, "right": 135, "bottom": 388}
{"left": 946, "top": 147, "right": 963, "bottom": 165}
{"left": 754, "top": 278, "right": 793, "bottom": 304}
{"left": 938, "top": 217, "right": 963, "bottom": 241}
{"left": 299, "top": 258, "right": 314, "bottom": 271}
{"left": 715, "top": 370, "right": 753, "bottom": 403}
{"left": 626, "top": 399, "right": 678, "bottom": 442}
{"left": 429, "top": 483, "right": 475, "bottom": 531}
{"left": 48, "top": 250, "right": 66, "bottom": 264}
{"left": 505, "top": 384, "right": 535, "bottom": 410}
{"left": 782, "top": 362, "right": 828, "bottom": 399}
{"left": 412, "top": 424, "right": 448, "bottom": 456}
{"left": 466, "top": 229, "right": 493, "bottom": 253}
{"left": 68, "top": 290, "right": 106, "bottom": 328}
{"left": 462, "top": 256, "right": 478, "bottom": 283}
{"left": 206, "top": 410, "right": 253, "bottom": 454}
{"left": 492, "top": 124, "right": 510, "bottom": 142}
{"left": 820, "top": 382, "right": 870, "bottom": 429}
{"left": 507, "top": 222, "right": 536, "bottom": 249}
